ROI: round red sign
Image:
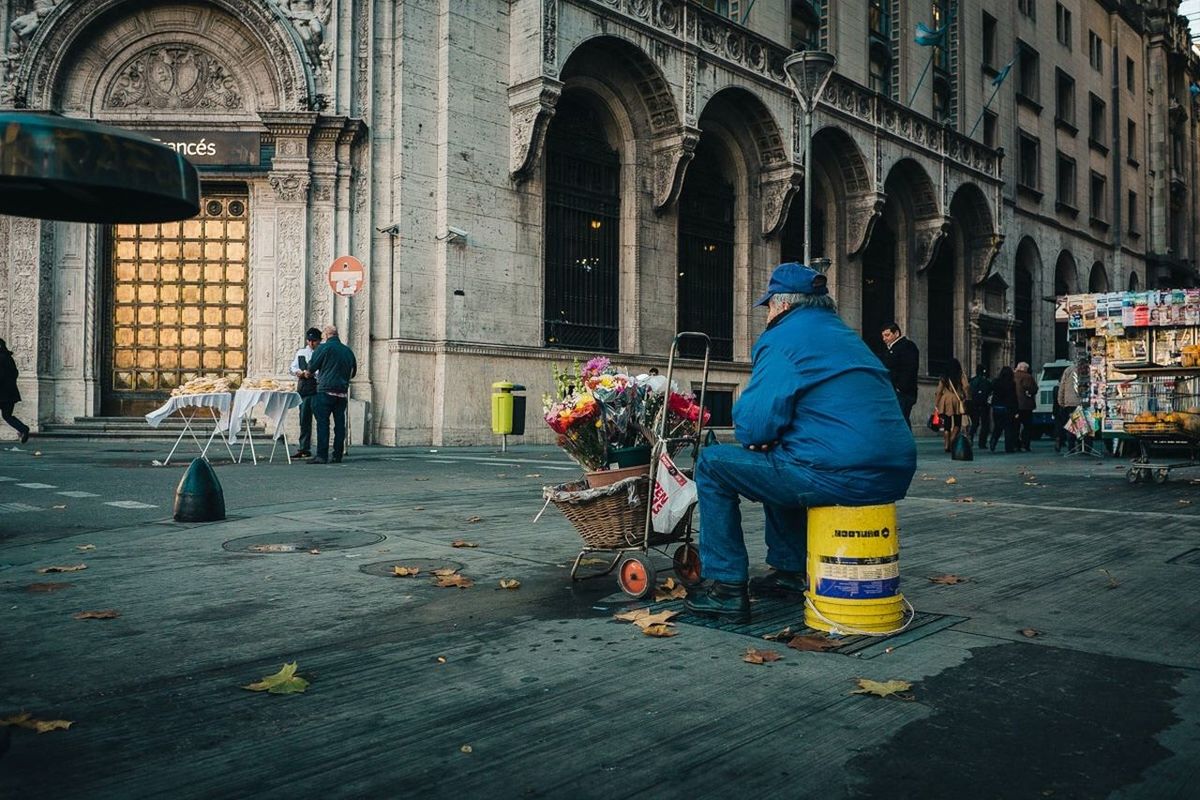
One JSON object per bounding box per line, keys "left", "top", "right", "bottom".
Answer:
{"left": 328, "top": 256, "right": 365, "bottom": 297}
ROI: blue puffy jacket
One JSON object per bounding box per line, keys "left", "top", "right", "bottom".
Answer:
{"left": 733, "top": 305, "right": 916, "bottom": 504}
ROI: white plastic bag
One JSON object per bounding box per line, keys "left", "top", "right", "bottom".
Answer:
{"left": 651, "top": 450, "right": 698, "bottom": 534}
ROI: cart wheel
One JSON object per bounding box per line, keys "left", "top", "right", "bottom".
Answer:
{"left": 1154, "top": 469, "right": 1170, "bottom": 484}
{"left": 1126, "top": 467, "right": 1141, "bottom": 484}
{"left": 672, "top": 543, "right": 702, "bottom": 585}
{"left": 617, "top": 554, "right": 656, "bottom": 600}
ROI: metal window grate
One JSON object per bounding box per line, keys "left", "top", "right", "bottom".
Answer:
{"left": 543, "top": 97, "right": 620, "bottom": 352}
{"left": 677, "top": 152, "right": 735, "bottom": 361}
{"left": 105, "top": 190, "right": 249, "bottom": 413}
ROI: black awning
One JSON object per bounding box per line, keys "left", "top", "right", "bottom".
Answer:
{"left": 0, "top": 112, "right": 199, "bottom": 223}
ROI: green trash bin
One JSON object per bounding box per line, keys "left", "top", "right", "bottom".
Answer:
{"left": 491, "top": 382, "right": 526, "bottom": 436}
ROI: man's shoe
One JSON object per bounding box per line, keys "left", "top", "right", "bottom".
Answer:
{"left": 749, "top": 569, "right": 807, "bottom": 598}
{"left": 684, "top": 580, "right": 751, "bottom": 623}
{"left": 18, "top": 432, "right": 29, "bottom": 445}
{"left": 292, "top": 450, "right": 310, "bottom": 459}
{"left": 307, "top": 457, "right": 328, "bottom": 464}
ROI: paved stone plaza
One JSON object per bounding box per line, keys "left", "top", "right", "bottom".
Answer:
{"left": 0, "top": 438, "right": 1198, "bottom": 798}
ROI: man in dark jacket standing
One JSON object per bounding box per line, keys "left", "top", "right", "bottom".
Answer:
{"left": 306, "top": 325, "right": 357, "bottom": 464}
{"left": 0, "top": 338, "right": 30, "bottom": 444}
{"left": 880, "top": 322, "right": 919, "bottom": 427}
{"left": 289, "top": 327, "right": 322, "bottom": 458}
{"left": 685, "top": 264, "right": 917, "bottom": 622}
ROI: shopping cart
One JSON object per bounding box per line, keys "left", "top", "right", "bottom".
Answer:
{"left": 1119, "top": 374, "right": 1200, "bottom": 483}
{"left": 555, "top": 332, "right": 711, "bottom": 599}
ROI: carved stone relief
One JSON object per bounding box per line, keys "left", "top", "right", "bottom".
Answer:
{"left": 652, "top": 126, "right": 700, "bottom": 212}
{"left": 269, "top": 172, "right": 311, "bottom": 203}
{"left": 274, "top": 206, "right": 306, "bottom": 373}
{"left": 8, "top": 217, "right": 39, "bottom": 372}
{"left": 968, "top": 234, "right": 1006, "bottom": 285}
{"left": 104, "top": 45, "right": 244, "bottom": 110}
{"left": 846, "top": 191, "right": 887, "bottom": 257}
{"left": 509, "top": 76, "right": 562, "bottom": 182}
{"left": 542, "top": 0, "right": 557, "bottom": 73}
{"left": 760, "top": 165, "right": 802, "bottom": 238}
{"left": 912, "top": 216, "right": 951, "bottom": 273}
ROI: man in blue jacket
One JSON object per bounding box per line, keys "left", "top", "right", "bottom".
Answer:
{"left": 685, "top": 263, "right": 917, "bottom": 622}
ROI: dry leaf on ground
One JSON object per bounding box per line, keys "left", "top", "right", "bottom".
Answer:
{"left": 35, "top": 564, "right": 86, "bottom": 574}
{"left": 762, "top": 626, "right": 793, "bottom": 641}
{"left": 0, "top": 712, "right": 73, "bottom": 734}
{"left": 413, "top": 506, "right": 425, "bottom": 511}
{"left": 436, "top": 656, "right": 447, "bottom": 664}
{"left": 928, "top": 574, "right": 969, "bottom": 585}
{"left": 743, "top": 648, "right": 783, "bottom": 664}
{"left": 434, "top": 573, "right": 474, "bottom": 589}
{"left": 309, "top": 549, "right": 321, "bottom": 555}
{"left": 430, "top": 567, "right": 459, "bottom": 577}
{"left": 614, "top": 608, "right": 679, "bottom": 630}
{"left": 945, "top": 477, "right": 957, "bottom": 485}
{"left": 414, "top": 477, "right": 430, "bottom": 481}
{"left": 952, "top": 497, "right": 975, "bottom": 503}
{"left": 1100, "top": 568, "right": 1121, "bottom": 589}
{"left": 451, "top": 540, "right": 478, "bottom": 548}
{"left": 498, "top": 579, "right": 521, "bottom": 590}
{"left": 392, "top": 566, "right": 420, "bottom": 577}
{"left": 850, "top": 678, "right": 914, "bottom": 700}
{"left": 75, "top": 544, "right": 95, "bottom": 552}
{"left": 465, "top": 516, "right": 483, "bottom": 523}
{"left": 787, "top": 635, "right": 844, "bottom": 652}
{"left": 653, "top": 577, "right": 688, "bottom": 601}
{"left": 73, "top": 610, "right": 119, "bottom": 620}
{"left": 242, "top": 662, "right": 309, "bottom": 695}
{"left": 460, "top": 744, "right": 473, "bottom": 753}
{"left": 26, "top": 582, "right": 72, "bottom": 593}
{"left": 641, "top": 623, "right": 677, "bottom": 637}
{"left": 249, "top": 544, "right": 296, "bottom": 553}
{"left": 1019, "top": 628, "right": 1042, "bottom": 638}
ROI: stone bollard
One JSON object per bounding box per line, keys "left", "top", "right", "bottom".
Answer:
{"left": 173, "top": 458, "right": 226, "bottom": 522}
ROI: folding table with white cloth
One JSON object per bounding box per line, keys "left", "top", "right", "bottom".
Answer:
{"left": 144, "top": 392, "right": 236, "bottom": 466}
{"left": 228, "top": 388, "right": 303, "bottom": 464}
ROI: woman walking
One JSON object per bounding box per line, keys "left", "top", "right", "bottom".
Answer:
{"left": 0, "top": 339, "right": 30, "bottom": 444}
{"left": 989, "top": 366, "right": 1018, "bottom": 453}
{"left": 934, "top": 358, "right": 969, "bottom": 454}
{"left": 1014, "top": 362, "right": 1039, "bottom": 452}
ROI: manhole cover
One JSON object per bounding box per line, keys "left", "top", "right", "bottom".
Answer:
{"left": 359, "top": 559, "right": 465, "bottom": 578}
{"left": 223, "top": 531, "right": 385, "bottom": 553}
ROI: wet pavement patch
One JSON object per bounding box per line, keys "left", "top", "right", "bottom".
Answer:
{"left": 846, "top": 642, "right": 1182, "bottom": 799}
{"left": 359, "top": 559, "right": 465, "bottom": 578}
{"left": 222, "top": 531, "right": 385, "bottom": 553}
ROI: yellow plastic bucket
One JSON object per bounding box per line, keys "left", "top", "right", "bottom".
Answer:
{"left": 804, "top": 504, "right": 904, "bottom": 633}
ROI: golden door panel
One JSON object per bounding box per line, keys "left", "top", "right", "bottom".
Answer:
{"left": 104, "top": 191, "right": 249, "bottom": 415}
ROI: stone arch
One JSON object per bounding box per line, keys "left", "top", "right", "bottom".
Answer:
{"left": 17, "top": 0, "right": 312, "bottom": 112}
{"left": 949, "top": 182, "right": 1000, "bottom": 284}
{"left": 560, "top": 36, "right": 679, "bottom": 138}
{"left": 1089, "top": 261, "right": 1110, "bottom": 292}
{"left": 883, "top": 157, "right": 945, "bottom": 272}
{"left": 1013, "top": 236, "right": 1042, "bottom": 367}
{"left": 1054, "top": 251, "right": 1079, "bottom": 295}
{"left": 811, "top": 125, "right": 877, "bottom": 257}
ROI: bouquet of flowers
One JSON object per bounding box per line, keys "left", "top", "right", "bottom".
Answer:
{"left": 544, "top": 356, "right": 711, "bottom": 470}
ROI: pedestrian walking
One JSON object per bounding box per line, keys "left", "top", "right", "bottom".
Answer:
{"left": 880, "top": 322, "right": 919, "bottom": 428}
{"left": 1055, "top": 358, "right": 1085, "bottom": 452}
{"left": 934, "top": 358, "right": 969, "bottom": 455}
{"left": 968, "top": 364, "right": 993, "bottom": 447}
{"left": 989, "top": 366, "right": 1018, "bottom": 453}
{"left": 289, "top": 327, "right": 322, "bottom": 459}
{"left": 306, "top": 325, "right": 357, "bottom": 464}
{"left": 0, "top": 338, "right": 30, "bottom": 444}
{"left": 1014, "top": 362, "right": 1038, "bottom": 452}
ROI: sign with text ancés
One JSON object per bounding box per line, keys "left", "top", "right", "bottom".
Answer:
{"left": 142, "top": 130, "right": 261, "bottom": 167}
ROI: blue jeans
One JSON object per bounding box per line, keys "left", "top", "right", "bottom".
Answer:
{"left": 693, "top": 444, "right": 842, "bottom": 583}
{"left": 314, "top": 393, "right": 347, "bottom": 460}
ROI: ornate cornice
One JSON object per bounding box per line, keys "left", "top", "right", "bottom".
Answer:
{"left": 269, "top": 171, "right": 311, "bottom": 203}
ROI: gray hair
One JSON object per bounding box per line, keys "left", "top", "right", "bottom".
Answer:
{"left": 769, "top": 292, "right": 837, "bottom": 312}
{"left": 323, "top": 324, "right": 339, "bottom": 338}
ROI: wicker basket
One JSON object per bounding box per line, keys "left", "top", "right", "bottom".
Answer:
{"left": 544, "top": 476, "right": 649, "bottom": 549}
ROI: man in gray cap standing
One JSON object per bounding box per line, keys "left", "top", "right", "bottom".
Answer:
{"left": 685, "top": 263, "right": 917, "bottom": 622}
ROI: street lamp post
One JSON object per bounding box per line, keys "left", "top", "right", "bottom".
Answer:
{"left": 784, "top": 50, "right": 837, "bottom": 267}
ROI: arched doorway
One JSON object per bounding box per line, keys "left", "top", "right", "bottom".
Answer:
{"left": 861, "top": 217, "right": 897, "bottom": 358}
{"left": 542, "top": 93, "right": 621, "bottom": 351}
{"left": 1089, "top": 262, "right": 1110, "bottom": 292}
{"left": 1129, "top": 271, "right": 1140, "bottom": 291}
{"left": 677, "top": 136, "right": 736, "bottom": 361}
{"left": 926, "top": 238, "right": 955, "bottom": 377}
{"left": 1013, "top": 237, "right": 1040, "bottom": 368}
{"left": 1054, "top": 251, "right": 1077, "bottom": 359}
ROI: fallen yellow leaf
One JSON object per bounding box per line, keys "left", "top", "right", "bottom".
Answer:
{"left": 1, "top": 712, "right": 74, "bottom": 734}
{"left": 1019, "top": 628, "right": 1042, "bottom": 638}
{"left": 641, "top": 623, "right": 677, "bottom": 637}
{"left": 465, "top": 516, "right": 483, "bottom": 523}
{"left": 75, "top": 544, "right": 95, "bottom": 552}
{"left": 653, "top": 577, "right": 688, "bottom": 602}
{"left": 434, "top": 573, "right": 474, "bottom": 589}
{"left": 392, "top": 566, "right": 421, "bottom": 577}
{"left": 743, "top": 648, "right": 783, "bottom": 664}
{"left": 945, "top": 477, "right": 957, "bottom": 485}
{"left": 460, "top": 744, "right": 473, "bottom": 753}
{"left": 73, "top": 610, "right": 120, "bottom": 620}
{"left": 762, "top": 626, "right": 793, "bottom": 641}
{"left": 850, "top": 678, "right": 914, "bottom": 700}
{"left": 242, "top": 662, "right": 309, "bottom": 695}
{"left": 498, "top": 579, "right": 521, "bottom": 590}
{"left": 451, "top": 540, "right": 478, "bottom": 548}
{"left": 35, "top": 564, "right": 86, "bottom": 574}
{"left": 614, "top": 608, "right": 679, "bottom": 629}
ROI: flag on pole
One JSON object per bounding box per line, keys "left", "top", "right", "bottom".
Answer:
{"left": 914, "top": 22, "right": 946, "bottom": 47}
{"left": 991, "top": 58, "right": 1015, "bottom": 88}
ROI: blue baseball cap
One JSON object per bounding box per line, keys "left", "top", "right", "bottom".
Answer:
{"left": 753, "top": 262, "right": 828, "bottom": 307}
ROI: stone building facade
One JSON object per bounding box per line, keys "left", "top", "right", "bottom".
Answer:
{"left": 0, "top": 1, "right": 1197, "bottom": 445}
